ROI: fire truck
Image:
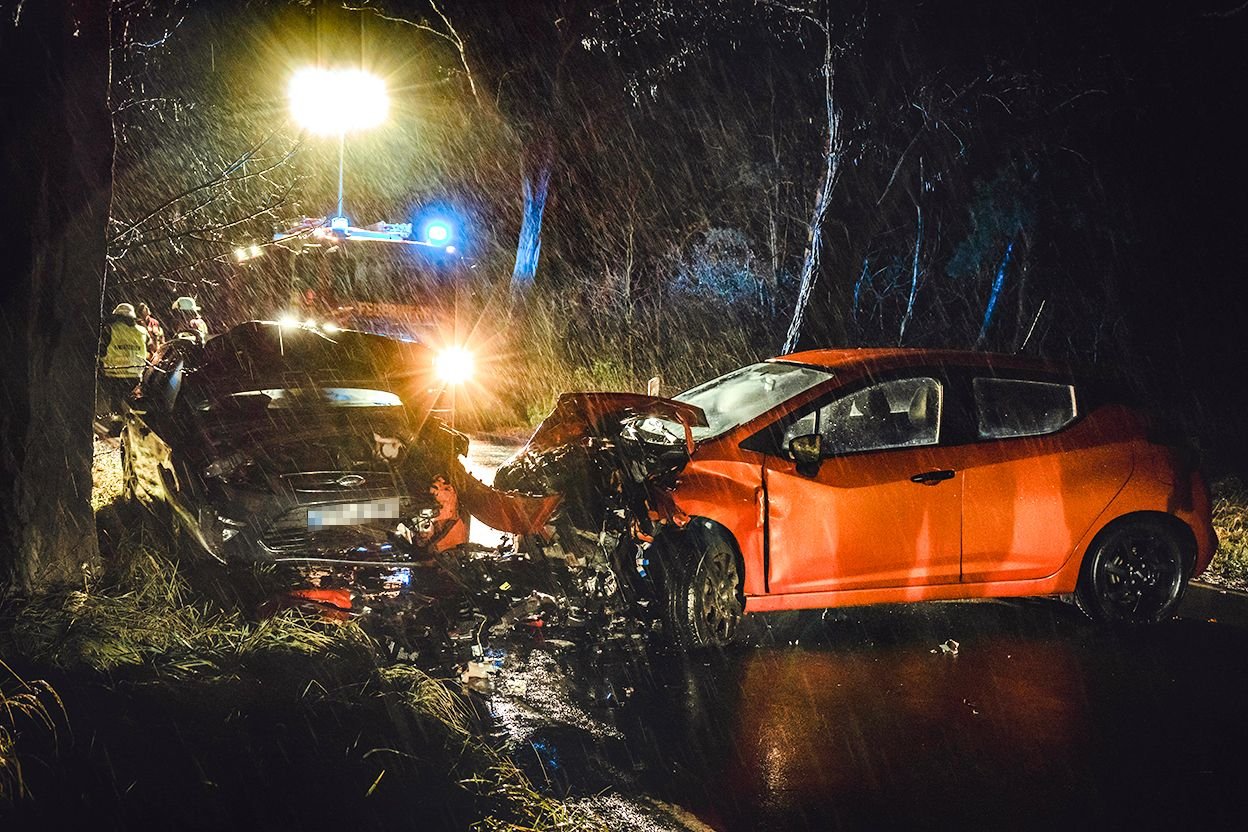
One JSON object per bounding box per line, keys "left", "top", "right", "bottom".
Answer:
{"left": 260, "top": 216, "right": 466, "bottom": 341}
{"left": 232, "top": 216, "right": 478, "bottom": 420}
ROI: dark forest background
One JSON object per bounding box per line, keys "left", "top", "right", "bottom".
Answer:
{"left": 103, "top": 0, "right": 1248, "bottom": 467}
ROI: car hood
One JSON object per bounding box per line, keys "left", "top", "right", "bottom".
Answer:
{"left": 519, "top": 392, "right": 708, "bottom": 454}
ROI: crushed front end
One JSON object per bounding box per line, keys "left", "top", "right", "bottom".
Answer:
{"left": 494, "top": 393, "right": 708, "bottom": 612}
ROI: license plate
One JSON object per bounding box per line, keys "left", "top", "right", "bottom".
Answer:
{"left": 308, "top": 498, "right": 400, "bottom": 528}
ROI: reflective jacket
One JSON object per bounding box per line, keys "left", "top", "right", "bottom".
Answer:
{"left": 102, "top": 316, "right": 149, "bottom": 379}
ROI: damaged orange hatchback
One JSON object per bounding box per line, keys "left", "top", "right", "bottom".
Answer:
{"left": 499, "top": 349, "right": 1217, "bottom": 648}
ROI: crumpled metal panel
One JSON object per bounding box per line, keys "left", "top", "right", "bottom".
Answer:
{"left": 520, "top": 392, "right": 707, "bottom": 453}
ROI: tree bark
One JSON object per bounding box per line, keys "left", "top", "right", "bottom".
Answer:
{"left": 975, "top": 238, "right": 1016, "bottom": 349}
{"left": 0, "top": 0, "right": 113, "bottom": 593}
{"left": 510, "top": 138, "right": 554, "bottom": 297}
{"left": 782, "top": 30, "right": 842, "bottom": 355}
{"left": 897, "top": 196, "right": 924, "bottom": 346}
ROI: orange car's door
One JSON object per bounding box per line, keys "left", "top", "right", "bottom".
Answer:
{"left": 959, "top": 377, "right": 1134, "bottom": 583}
{"left": 765, "top": 377, "right": 962, "bottom": 594}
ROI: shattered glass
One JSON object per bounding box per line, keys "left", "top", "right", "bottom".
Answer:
{"left": 674, "top": 360, "right": 833, "bottom": 439}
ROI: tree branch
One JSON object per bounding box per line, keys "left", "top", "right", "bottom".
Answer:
{"left": 343, "top": 1, "right": 480, "bottom": 104}
{"left": 109, "top": 132, "right": 298, "bottom": 243}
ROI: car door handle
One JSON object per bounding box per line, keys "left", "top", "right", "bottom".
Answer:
{"left": 910, "top": 469, "right": 955, "bottom": 485}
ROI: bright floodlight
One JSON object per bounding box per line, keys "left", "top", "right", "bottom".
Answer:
{"left": 289, "top": 68, "right": 388, "bottom": 135}
{"left": 277, "top": 313, "right": 299, "bottom": 329}
{"left": 434, "top": 346, "right": 474, "bottom": 386}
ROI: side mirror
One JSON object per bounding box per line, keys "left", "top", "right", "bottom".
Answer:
{"left": 788, "top": 433, "right": 822, "bottom": 476}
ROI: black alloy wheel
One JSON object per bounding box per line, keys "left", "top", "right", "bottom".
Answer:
{"left": 666, "top": 529, "right": 744, "bottom": 649}
{"left": 1076, "top": 518, "right": 1189, "bottom": 625}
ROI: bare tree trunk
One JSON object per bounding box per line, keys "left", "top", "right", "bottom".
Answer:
{"left": 898, "top": 193, "right": 924, "bottom": 345}
{"left": 976, "top": 238, "right": 1016, "bottom": 348}
{"left": 510, "top": 139, "right": 553, "bottom": 296}
{"left": 1011, "top": 231, "right": 1031, "bottom": 352}
{"left": 765, "top": 197, "right": 778, "bottom": 316}
{"left": 765, "top": 86, "right": 781, "bottom": 318}
{"left": 0, "top": 0, "right": 112, "bottom": 594}
{"left": 782, "top": 29, "right": 843, "bottom": 354}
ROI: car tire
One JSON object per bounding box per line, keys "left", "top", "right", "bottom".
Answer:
{"left": 663, "top": 527, "right": 744, "bottom": 650}
{"left": 1075, "top": 517, "right": 1190, "bottom": 625}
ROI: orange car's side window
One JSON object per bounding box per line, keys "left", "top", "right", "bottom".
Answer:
{"left": 972, "top": 377, "right": 1077, "bottom": 440}
{"left": 817, "top": 377, "right": 943, "bottom": 455}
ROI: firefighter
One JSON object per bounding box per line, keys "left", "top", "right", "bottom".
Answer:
{"left": 97, "top": 302, "right": 148, "bottom": 432}
{"left": 170, "top": 296, "right": 208, "bottom": 345}
{"left": 136, "top": 302, "right": 165, "bottom": 361}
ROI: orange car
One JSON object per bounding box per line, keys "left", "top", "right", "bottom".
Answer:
{"left": 500, "top": 349, "right": 1217, "bottom": 648}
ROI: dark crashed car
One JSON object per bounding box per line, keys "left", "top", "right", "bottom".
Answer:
{"left": 122, "top": 321, "right": 556, "bottom": 614}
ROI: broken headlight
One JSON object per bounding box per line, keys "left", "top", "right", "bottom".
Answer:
{"left": 619, "top": 416, "right": 684, "bottom": 447}
{"left": 617, "top": 416, "right": 691, "bottom": 483}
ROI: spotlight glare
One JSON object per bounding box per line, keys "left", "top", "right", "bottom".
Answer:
{"left": 434, "top": 346, "right": 474, "bottom": 385}
{"left": 289, "top": 68, "right": 388, "bottom": 136}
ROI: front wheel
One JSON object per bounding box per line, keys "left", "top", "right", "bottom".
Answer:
{"left": 664, "top": 529, "right": 744, "bottom": 650}
{"left": 1075, "top": 517, "right": 1189, "bottom": 625}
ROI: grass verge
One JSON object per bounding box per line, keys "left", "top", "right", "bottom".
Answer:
{"left": 0, "top": 661, "right": 64, "bottom": 803}
{"left": 0, "top": 531, "right": 605, "bottom": 830}
{"left": 1205, "top": 476, "right": 1248, "bottom": 591}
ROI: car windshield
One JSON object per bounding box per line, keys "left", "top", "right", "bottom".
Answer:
{"left": 675, "top": 361, "right": 833, "bottom": 439}
{"left": 198, "top": 387, "right": 403, "bottom": 410}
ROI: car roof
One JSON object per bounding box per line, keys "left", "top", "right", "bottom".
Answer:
{"left": 192, "top": 320, "right": 435, "bottom": 392}
{"left": 776, "top": 347, "right": 1080, "bottom": 377}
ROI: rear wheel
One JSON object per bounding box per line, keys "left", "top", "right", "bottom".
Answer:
{"left": 664, "top": 528, "right": 744, "bottom": 649}
{"left": 1075, "top": 517, "right": 1189, "bottom": 625}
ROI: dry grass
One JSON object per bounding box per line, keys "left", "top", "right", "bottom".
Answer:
{"left": 1206, "top": 476, "right": 1248, "bottom": 591}
{"left": 0, "top": 661, "right": 65, "bottom": 803}
{"left": 91, "top": 436, "right": 124, "bottom": 512}
{"left": 7, "top": 549, "right": 374, "bottom": 681}
{"left": 376, "top": 664, "right": 608, "bottom": 832}
{"left": 3, "top": 533, "right": 606, "bottom": 829}
{"left": 469, "top": 294, "right": 763, "bottom": 432}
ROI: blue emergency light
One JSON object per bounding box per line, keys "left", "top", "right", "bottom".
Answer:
{"left": 423, "top": 219, "right": 453, "bottom": 244}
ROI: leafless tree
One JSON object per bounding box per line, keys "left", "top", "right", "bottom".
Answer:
{"left": 779, "top": 6, "right": 846, "bottom": 354}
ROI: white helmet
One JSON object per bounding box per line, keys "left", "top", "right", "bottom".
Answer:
{"left": 171, "top": 296, "right": 200, "bottom": 313}
{"left": 112, "top": 303, "right": 136, "bottom": 317}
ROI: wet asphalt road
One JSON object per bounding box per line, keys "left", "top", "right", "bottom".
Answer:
{"left": 580, "top": 602, "right": 1248, "bottom": 831}
{"left": 467, "top": 441, "right": 1248, "bottom": 832}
